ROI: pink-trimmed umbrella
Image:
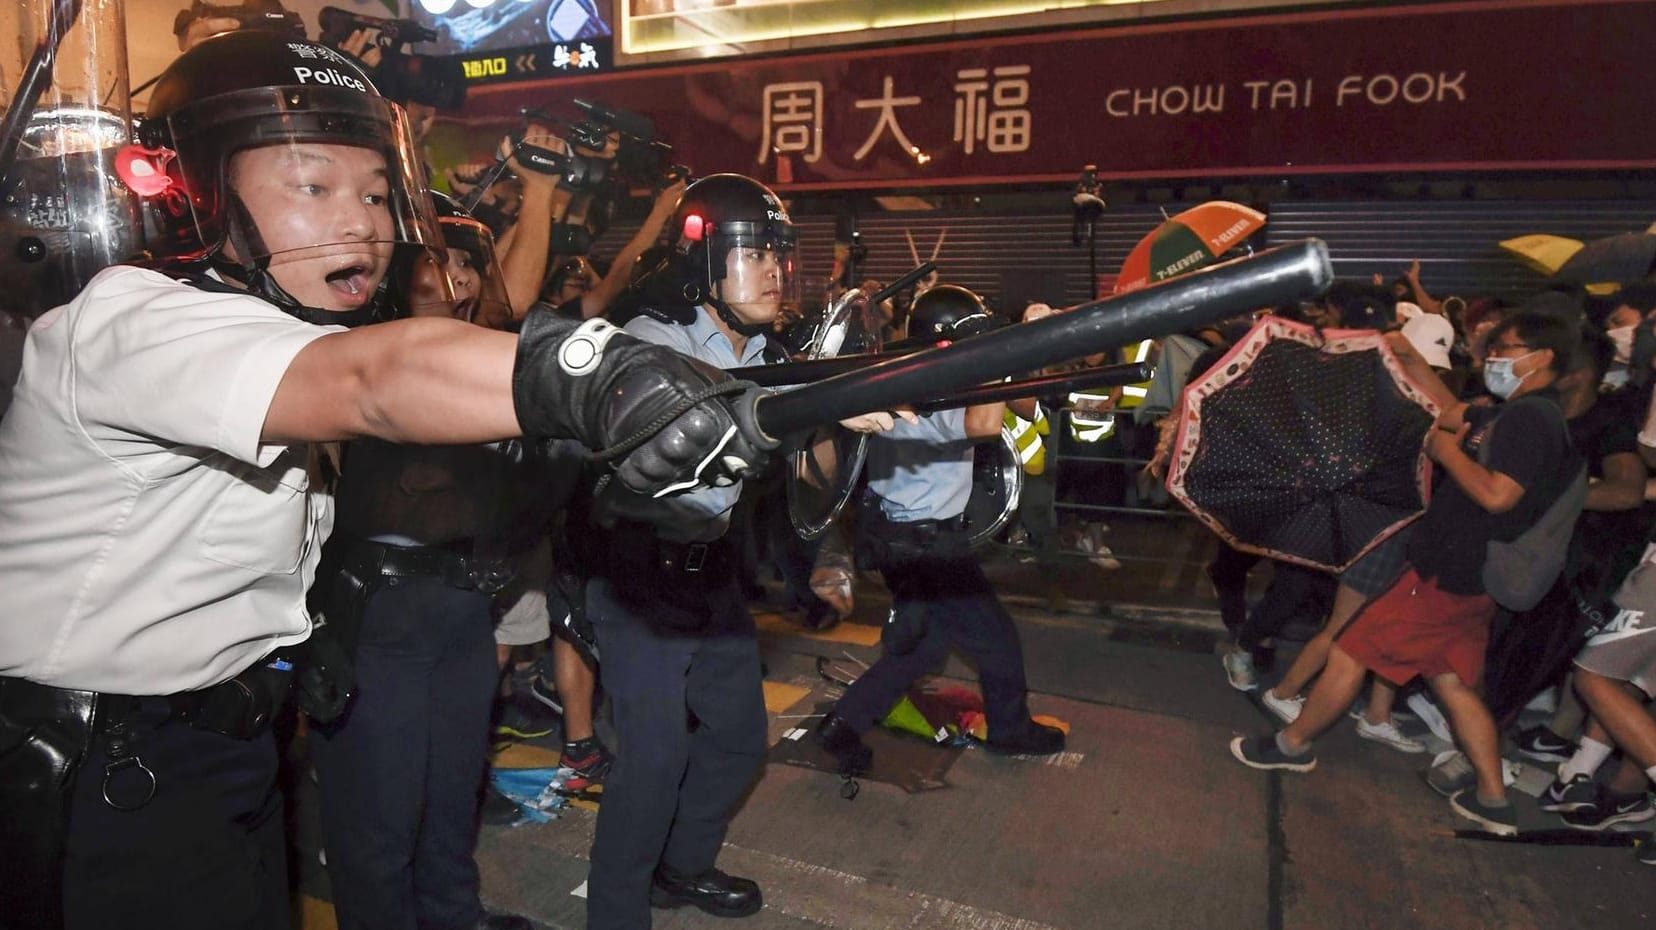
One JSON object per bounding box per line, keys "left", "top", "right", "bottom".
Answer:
{"left": 1165, "top": 317, "right": 1439, "bottom": 572}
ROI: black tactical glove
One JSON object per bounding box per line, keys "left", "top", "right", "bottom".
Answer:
{"left": 513, "top": 310, "right": 778, "bottom": 496}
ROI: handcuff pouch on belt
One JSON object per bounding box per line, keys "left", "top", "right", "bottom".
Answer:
{"left": 591, "top": 522, "right": 734, "bottom": 631}
{"left": 0, "top": 679, "right": 96, "bottom": 930}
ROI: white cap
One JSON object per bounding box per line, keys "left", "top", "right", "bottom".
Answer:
{"left": 1402, "top": 313, "right": 1455, "bottom": 369}
{"left": 1394, "top": 301, "right": 1424, "bottom": 322}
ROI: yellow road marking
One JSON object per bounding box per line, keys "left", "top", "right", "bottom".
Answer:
{"left": 753, "top": 611, "right": 880, "bottom": 646}
{"left": 764, "top": 680, "right": 810, "bottom": 714}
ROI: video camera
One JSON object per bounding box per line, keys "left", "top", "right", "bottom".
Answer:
{"left": 317, "top": 6, "right": 437, "bottom": 49}
{"left": 570, "top": 98, "right": 680, "bottom": 188}
{"left": 315, "top": 6, "right": 465, "bottom": 111}
{"left": 172, "top": 0, "right": 306, "bottom": 41}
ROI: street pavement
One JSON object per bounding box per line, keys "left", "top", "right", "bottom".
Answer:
{"left": 293, "top": 516, "right": 1656, "bottom": 929}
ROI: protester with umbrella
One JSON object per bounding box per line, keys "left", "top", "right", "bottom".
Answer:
{"left": 1230, "top": 311, "right": 1585, "bottom": 838}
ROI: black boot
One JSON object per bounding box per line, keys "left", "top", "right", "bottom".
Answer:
{"left": 985, "top": 720, "right": 1066, "bottom": 756}
{"left": 650, "top": 866, "right": 763, "bottom": 918}
{"left": 813, "top": 713, "right": 873, "bottom": 774}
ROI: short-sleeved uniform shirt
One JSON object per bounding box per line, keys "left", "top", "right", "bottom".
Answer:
{"left": 0, "top": 266, "right": 339, "bottom": 694}
{"left": 865, "top": 408, "right": 975, "bottom": 523}
{"left": 620, "top": 307, "right": 769, "bottom": 543}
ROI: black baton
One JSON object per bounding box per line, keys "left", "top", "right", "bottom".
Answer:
{"left": 751, "top": 239, "right": 1331, "bottom": 439}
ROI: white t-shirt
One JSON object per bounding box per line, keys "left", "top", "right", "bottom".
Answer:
{"left": 0, "top": 266, "right": 341, "bottom": 693}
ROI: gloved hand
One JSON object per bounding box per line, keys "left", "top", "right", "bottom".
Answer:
{"left": 513, "top": 311, "right": 778, "bottom": 496}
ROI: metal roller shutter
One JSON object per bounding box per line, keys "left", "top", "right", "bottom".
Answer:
{"left": 1263, "top": 201, "right": 1656, "bottom": 300}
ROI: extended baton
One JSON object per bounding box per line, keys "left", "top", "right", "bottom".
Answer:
{"left": 749, "top": 239, "right": 1331, "bottom": 439}
{"left": 911, "top": 361, "right": 1152, "bottom": 413}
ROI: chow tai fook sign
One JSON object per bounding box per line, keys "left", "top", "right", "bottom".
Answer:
{"left": 465, "top": 0, "right": 1656, "bottom": 190}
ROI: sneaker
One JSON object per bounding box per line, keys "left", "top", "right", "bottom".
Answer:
{"left": 1405, "top": 693, "right": 1453, "bottom": 743}
{"left": 1425, "top": 749, "right": 1475, "bottom": 799}
{"left": 1638, "top": 838, "right": 1656, "bottom": 866}
{"left": 1352, "top": 716, "right": 1427, "bottom": 754}
{"left": 1514, "top": 725, "right": 1574, "bottom": 764}
{"left": 1222, "top": 650, "right": 1258, "bottom": 692}
{"left": 1229, "top": 734, "right": 1317, "bottom": 773}
{"left": 1260, "top": 688, "right": 1304, "bottom": 725}
{"left": 557, "top": 736, "right": 614, "bottom": 797}
{"left": 1449, "top": 791, "right": 1518, "bottom": 837}
{"left": 1562, "top": 790, "right": 1655, "bottom": 831}
{"left": 1540, "top": 773, "right": 1599, "bottom": 813}
{"left": 528, "top": 675, "right": 564, "bottom": 716}
{"left": 494, "top": 699, "right": 557, "bottom": 741}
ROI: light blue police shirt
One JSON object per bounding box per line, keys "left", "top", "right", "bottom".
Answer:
{"left": 623, "top": 308, "right": 769, "bottom": 542}
{"left": 865, "top": 407, "right": 974, "bottom": 523}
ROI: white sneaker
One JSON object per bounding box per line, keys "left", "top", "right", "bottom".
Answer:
{"left": 1353, "top": 717, "right": 1427, "bottom": 754}
{"left": 1261, "top": 688, "right": 1304, "bottom": 724}
{"left": 1222, "top": 651, "right": 1258, "bottom": 691}
{"left": 1405, "top": 692, "right": 1453, "bottom": 743}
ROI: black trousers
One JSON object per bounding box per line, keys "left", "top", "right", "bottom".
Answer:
{"left": 585, "top": 572, "right": 768, "bottom": 930}
{"left": 835, "top": 550, "right": 1033, "bottom": 740}
{"left": 310, "top": 576, "right": 498, "bottom": 930}
{"left": 61, "top": 700, "right": 287, "bottom": 930}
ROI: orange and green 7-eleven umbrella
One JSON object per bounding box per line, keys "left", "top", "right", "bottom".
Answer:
{"left": 1115, "top": 201, "right": 1267, "bottom": 295}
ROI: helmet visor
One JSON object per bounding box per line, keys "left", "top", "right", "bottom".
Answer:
{"left": 407, "top": 215, "right": 512, "bottom": 327}
{"left": 711, "top": 220, "right": 799, "bottom": 325}
{"left": 166, "top": 87, "right": 444, "bottom": 313}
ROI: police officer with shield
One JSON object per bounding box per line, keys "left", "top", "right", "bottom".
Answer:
{"left": 816, "top": 284, "right": 1067, "bottom": 773}
{"left": 574, "top": 173, "right": 903, "bottom": 930}
{"left": 0, "top": 33, "right": 771, "bottom": 930}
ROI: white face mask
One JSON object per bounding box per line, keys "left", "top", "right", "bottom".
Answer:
{"left": 1608, "top": 325, "right": 1635, "bottom": 365}
{"left": 1484, "top": 350, "right": 1537, "bottom": 399}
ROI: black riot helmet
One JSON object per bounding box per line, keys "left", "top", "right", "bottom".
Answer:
{"left": 136, "top": 31, "right": 445, "bottom": 327}
{"left": 668, "top": 173, "right": 799, "bottom": 336}
{"left": 910, "top": 284, "right": 995, "bottom": 342}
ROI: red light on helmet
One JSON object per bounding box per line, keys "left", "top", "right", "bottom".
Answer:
{"left": 681, "top": 213, "right": 706, "bottom": 242}
{"left": 114, "top": 145, "right": 177, "bottom": 198}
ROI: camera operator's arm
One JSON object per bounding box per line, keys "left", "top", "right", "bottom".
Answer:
{"left": 333, "top": 29, "right": 384, "bottom": 70}
{"left": 576, "top": 179, "right": 686, "bottom": 320}
{"left": 498, "top": 126, "right": 569, "bottom": 319}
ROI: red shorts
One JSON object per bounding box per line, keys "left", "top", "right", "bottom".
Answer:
{"left": 1334, "top": 567, "right": 1496, "bottom": 687}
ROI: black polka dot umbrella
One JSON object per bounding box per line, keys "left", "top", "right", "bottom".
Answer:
{"left": 1165, "top": 317, "right": 1438, "bottom": 573}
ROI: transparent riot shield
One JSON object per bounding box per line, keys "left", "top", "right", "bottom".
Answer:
{"left": 1, "top": 0, "right": 139, "bottom": 320}
{"left": 961, "top": 425, "right": 1025, "bottom": 548}
{"left": 786, "top": 287, "right": 883, "bottom": 540}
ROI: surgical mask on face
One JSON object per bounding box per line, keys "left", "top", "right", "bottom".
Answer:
{"left": 1608, "top": 325, "right": 1635, "bottom": 365}
{"left": 1483, "top": 350, "right": 1536, "bottom": 399}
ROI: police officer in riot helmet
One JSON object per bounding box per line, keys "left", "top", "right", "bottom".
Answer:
{"left": 816, "top": 282, "right": 1066, "bottom": 777}
{"left": 572, "top": 173, "right": 903, "bottom": 930}
{"left": 311, "top": 189, "right": 538, "bottom": 930}
{"left": 908, "top": 283, "right": 998, "bottom": 342}
{"left": 0, "top": 32, "right": 769, "bottom": 930}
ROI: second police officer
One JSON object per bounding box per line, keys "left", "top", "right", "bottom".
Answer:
{"left": 816, "top": 285, "right": 1068, "bottom": 774}
{"left": 568, "top": 174, "right": 905, "bottom": 930}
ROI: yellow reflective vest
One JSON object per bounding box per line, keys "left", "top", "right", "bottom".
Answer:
{"left": 1003, "top": 404, "right": 1050, "bottom": 476}
{"left": 1067, "top": 339, "right": 1154, "bottom": 442}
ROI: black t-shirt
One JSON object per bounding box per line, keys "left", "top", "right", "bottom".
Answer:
{"left": 1408, "top": 392, "right": 1580, "bottom": 596}
{"left": 333, "top": 439, "right": 530, "bottom": 552}
{"left": 1569, "top": 389, "right": 1652, "bottom": 576}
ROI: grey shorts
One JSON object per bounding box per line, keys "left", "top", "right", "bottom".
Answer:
{"left": 1339, "top": 524, "right": 1414, "bottom": 597}
{"left": 1574, "top": 610, "right": 1656, "bottom": 693}
{"left": 494, "top": 539, "right": 552, "bottom": 647}
{"left": 1574, "top": 549, "right": 1656, "bottom": 692}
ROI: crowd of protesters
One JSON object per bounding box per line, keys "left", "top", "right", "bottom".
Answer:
{"left": 1181, "top": 272, "right": 1656, "bottom": 859}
